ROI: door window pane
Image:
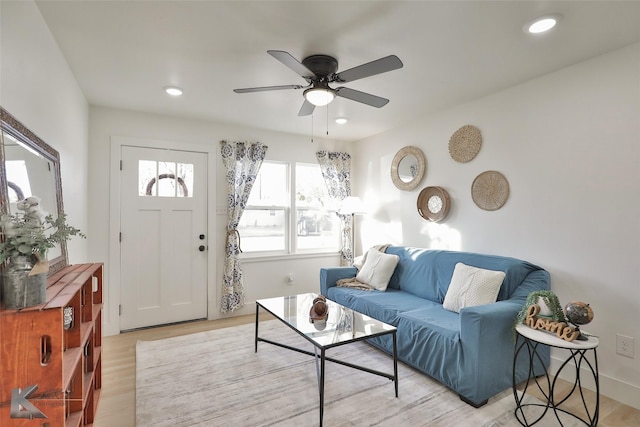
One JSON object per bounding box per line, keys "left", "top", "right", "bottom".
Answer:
{"left": 139, "top": 160, "right": 194, "bottom": 198}
{"left": 158, "top": 162, "right": 177, "bottom": 197}
{"left": 139, "top": 160, "right": 157, "bottom": 196}
{"left": 177, "top": 163, "right": 194, "bottom": 197}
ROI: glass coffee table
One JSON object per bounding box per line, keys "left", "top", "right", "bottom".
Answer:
{"left": 255, "top": 293, "right": 398, "bottom": 427}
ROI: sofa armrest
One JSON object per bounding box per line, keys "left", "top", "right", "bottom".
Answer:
{"left": 320, "top": 267, "right": 357, "bottom": 295}
{"left": 460, "top": 300, "right": 521, "bottom": 343}
{"left": 459, "top": 269, "right": 550, "bottom": 362}
{"left": 458, "top": 299, "right": 549, "bottom": 404}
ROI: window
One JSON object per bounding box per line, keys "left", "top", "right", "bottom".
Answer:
{"left": 238, "top": 162, "right": 288, "bottom": 252}
{"left": 295, "top": 163, "right": 339, "bottom": 250}
{"left": 138, "top": 160, "right": 194, "bottom": 197}
{"left": 238, "top": 161, "right": 339, "bottom": 255}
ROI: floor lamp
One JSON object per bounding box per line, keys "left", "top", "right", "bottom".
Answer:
{"left": 339, "top": 196, "right": 366, "bottom": 262}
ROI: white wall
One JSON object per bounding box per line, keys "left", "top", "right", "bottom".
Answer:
{"left": 7, "top": 0, "right": 637, "bottom": 409}
{"left": 352, "top": 42, "right": 640, "bottom": 409}
{"left": 88, "top": 106, "right": 347, "bottom": 335}
{"left": 0, "top": 1, "right": 89, "bottom": 262}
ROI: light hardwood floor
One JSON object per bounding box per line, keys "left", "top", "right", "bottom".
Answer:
{"left": 94, "top": 315, "right": 639, "bottom": 427}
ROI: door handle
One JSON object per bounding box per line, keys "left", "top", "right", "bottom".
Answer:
{"left": 198, "top": 245, "right": 206, "bottom": 252}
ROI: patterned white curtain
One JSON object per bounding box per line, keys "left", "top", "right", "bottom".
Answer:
{"left": 315, "top": 151, "right": 352, "bottom": 266}
{"left": 220, "top": 141, "right": 268, "bottom": 313}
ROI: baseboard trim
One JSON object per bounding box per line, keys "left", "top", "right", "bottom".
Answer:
{"left": 550, "top": 355, "right": 640, "bottom": 411}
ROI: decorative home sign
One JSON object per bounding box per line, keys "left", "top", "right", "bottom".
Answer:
{"left": 471, "top": 170, "right": 509, "bottom": 211}
{"left": 524, "top": 304, "right": 580, "bottom": 342}
{"left": 449, "top": 125, "right": 482, "bottom": 163}
{"left": 417, "top": 186, "right": 450, "bottom": 222}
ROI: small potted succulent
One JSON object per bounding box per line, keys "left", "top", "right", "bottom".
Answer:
{"left": 0, "top": 196, "right": 85, "bottom": 308}
{"left": 513, "top": 290, "right": 567, "bottom": 340}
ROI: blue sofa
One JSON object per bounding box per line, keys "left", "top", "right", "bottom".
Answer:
{"left": 320, "top": 246, "right": 550, "bottom": 407}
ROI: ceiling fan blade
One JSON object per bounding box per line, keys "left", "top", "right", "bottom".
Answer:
{"left": 268, "top": 50, "right": 316, "bottom": 79}
{"left": 298, "top": 99, "right": 316, "bottom": 116}
{"left": 335, "top": 55, "right": 403, "bottom": 83}
{"left": 335, "top": 87, "right": 389, "bottom": 108}
{"left": 233, "top": 84, "right": 304, "bottom": 93}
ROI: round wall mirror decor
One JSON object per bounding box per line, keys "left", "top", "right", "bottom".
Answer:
{"left": 417, "top": 186, "right": 450, "bottom": 222}
{"left": 472, "top": 170, "right": 509, "bottom": 211}
{"left": 390, "top": 146, "right": 426, "bottom": 191}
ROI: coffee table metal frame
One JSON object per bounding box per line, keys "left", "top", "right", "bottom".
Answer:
{"left": 255, "top": 294, "right": 398, "bottom": 427}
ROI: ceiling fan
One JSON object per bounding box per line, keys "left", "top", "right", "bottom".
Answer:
{"left": 233, "top": 50, "right": 403, "bottom": 116}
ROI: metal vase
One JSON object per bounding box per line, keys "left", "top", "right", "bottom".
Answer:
{"left": 0, "top": 255, "right": 47, "bottom": 309}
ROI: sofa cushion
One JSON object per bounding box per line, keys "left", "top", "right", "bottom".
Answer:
{"left": 327, "top": 286, "right": 370, "bottom": 309}
{"left": 356, "top": 248, "right": 399, "bottom": 291}
{"left": 327, "top": 287, "right": 435, "bottom": 326}
{"left": 442, "top": 263, "right": 505, "bottom": 313}
{"left": 399, "top": 306, "right": 461, "bottom": 342}
{"left": 385, "top": 246, "right": 543, "bottom": 302}
{"left": 396, "top": 307, "right": 462, "bottom": 391}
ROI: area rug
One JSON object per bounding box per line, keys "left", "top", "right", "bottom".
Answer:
{"left": 136, "top": 320, "right": 580, "bottom": 426}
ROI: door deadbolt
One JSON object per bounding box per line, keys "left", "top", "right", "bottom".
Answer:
{"left": 199, "top": 234, "right": 205, "bottom": 240}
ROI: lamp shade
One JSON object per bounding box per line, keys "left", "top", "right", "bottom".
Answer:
{"left": 304, "top": 87, "right": 335, "bottom": 106}
{"left": 339, "top": 196, "right": 366, "bottom": 215}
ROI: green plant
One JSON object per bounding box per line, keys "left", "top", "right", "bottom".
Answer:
{"left": 0, "top": 212, "right": 85, "bottom": 264}
{"left": 513, "top": 290, "right": 567, "bottom": 340}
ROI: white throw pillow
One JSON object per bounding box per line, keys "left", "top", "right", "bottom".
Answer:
{"left": 443, "top": 263, "right": 506, "bottom": 313}
{"left": 355, "top": 248, "right": 400, "bottom": 291}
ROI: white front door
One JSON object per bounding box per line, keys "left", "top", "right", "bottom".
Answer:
{"left": 119, "top": 146, "right": 208, "bottom": 330}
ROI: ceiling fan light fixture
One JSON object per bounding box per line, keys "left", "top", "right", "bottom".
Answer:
{"left": 304, "top": 87, "right": 335, "bottom": 106}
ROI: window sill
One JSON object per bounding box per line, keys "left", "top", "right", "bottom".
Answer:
{"left": 240, "top": 251, "right": 340, "bottom": 263}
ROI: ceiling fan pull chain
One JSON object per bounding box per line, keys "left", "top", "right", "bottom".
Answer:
{"left": 311, "top": 112, "right": 314, "bottom": 143}
{"left": 326, "top": 104, "right": 329, "bottom": 136}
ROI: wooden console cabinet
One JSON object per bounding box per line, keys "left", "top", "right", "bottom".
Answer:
{"left": 0, "top": 263, "right": 103, "bottom": 426}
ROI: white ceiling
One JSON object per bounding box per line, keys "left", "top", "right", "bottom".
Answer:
{"left": 36, "top": 1, "right": 640, "bottom": 142}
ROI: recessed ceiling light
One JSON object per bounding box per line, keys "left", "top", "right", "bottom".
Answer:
{"left": 335, "top": 117, "right": 348, "bottom": 125}
{"left": 164, "top": 86, "right": 183, "bottom": 96}
{"left": 526, "top": 15, "right": 560, "bottom": 34}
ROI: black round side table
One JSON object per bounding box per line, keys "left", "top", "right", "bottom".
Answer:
{"left": 513, "top": 324, "right": 599, "bottom": 426}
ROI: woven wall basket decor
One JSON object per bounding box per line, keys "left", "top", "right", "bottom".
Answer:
{"left": 449, "top": 125, "right": 482, "bottom": 163}
{"left": 417, "top": 186, "right": 450, "bottom": 222}
{"left": 472, "top": 170, "right": 509, "bottom": 211}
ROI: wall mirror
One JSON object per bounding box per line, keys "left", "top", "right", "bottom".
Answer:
{"left": 390, "top": 146, "right": 426, "bottom": 191}
{"left": 0, "top": 107, "right": 67, "bottom": 274}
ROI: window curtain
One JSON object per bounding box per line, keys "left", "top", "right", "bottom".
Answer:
{"left": 220, "top": 140, "right": 268, "bottom": 313}
{"left": 315, "top": 151, "right": 352, "bottom": 266}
